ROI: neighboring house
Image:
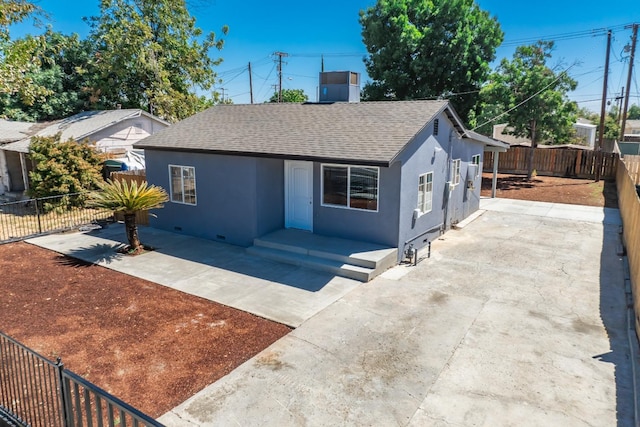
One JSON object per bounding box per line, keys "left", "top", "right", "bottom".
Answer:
{"left": 492, "top": 120, "right": 597, "bottom": 148}
{"left": 0, "top": 109, "right": 169, "bottom": 195}
{"left": 0, "top": 119, "right": 41, "bottom": 196}
{"left": 574, "top": 120, "right": 597, "bottom": 148}
{"left": 624, "top": 120, "right": 640, "bottom": 137}
{"left": 135, "top": 71, "right": 507, "bottom": 265}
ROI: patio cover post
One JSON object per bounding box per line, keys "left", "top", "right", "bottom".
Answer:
{"left": 491, "top": 151, "right": 500, "bottom": 198}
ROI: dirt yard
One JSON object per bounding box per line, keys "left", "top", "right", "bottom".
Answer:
{"left": 481, "top": 173, "right": 618, "bottom": 208}
{"left": 0, "top": 242, "right": 291, "bottom": 418}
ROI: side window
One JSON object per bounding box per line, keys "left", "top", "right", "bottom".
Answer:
{"left": 471, "top": 154, "right": 481, "bottom": 178}
{"left": 451, "top": 159, "right": 461, "bottom": 186}
{"left": 433, "top": 119, "right": 439, "bottom": 136}
{"left": 417, "top": 172, "right": 433, "bottom": 214}
{"left": 169, "top": 165, "right": 197, "bottom": 205}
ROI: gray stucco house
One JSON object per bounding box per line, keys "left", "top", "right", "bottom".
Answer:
{"left": 136, "top": 82, "right": 506, "bottom": 275}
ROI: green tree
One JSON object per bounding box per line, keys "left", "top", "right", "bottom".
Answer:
{"left": 0, "top": 30, "right": 95, "bottom": 121}
{"left": 472, "top": 41, "right": 578, "bottom": 179}
{"left": 359, "top": 0, "right": 503, "bottom": 122}
{"left": 28, "top": 134, "right": 105, "bottom": 199}
{"left": 268, "top": 88, "right": 308, "bottom": 103}
{"left": 86, "top": 0, "right": 228, "bottom": 122}
{"left": 0, "top": 0, "right": 51, "bottom": 108}
{"left": 628, "top": 104, "right": 640, "bottom": 120}
{"left": 90, "top": 179, "right": 168, "bottom": 252}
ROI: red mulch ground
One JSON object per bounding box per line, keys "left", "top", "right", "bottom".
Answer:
{"left": 481, "top": 173, "right": 618, "bottom": 208}
{"left": 0, "top": 242, "right": 291, "bottom": 418}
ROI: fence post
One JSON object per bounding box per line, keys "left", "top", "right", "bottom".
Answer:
{"left": 34, "top": 198, "right": 42, "bottom": 234}
{"left": 56, "top": 358, "right": 71, "bottom": 427}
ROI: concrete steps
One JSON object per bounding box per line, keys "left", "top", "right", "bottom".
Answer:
{"left": 246, "top": 229, "right": 398, "bottom": 282}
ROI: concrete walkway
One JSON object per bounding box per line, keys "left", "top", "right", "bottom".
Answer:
{"left": 27, "top": 225, "right": 361, "bottom": 327}
{"left": 154, "top": 199, "right": 635, "bottom": 426}
{"left": 26, "top": 199, "right": 636, "bottom": 426}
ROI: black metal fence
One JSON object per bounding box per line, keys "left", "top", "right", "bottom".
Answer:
{"left": 0, "top": 194, "right": 113, "bottom": 244}
{"left": 0, "top": 331, "right": 164, "bottom": 427}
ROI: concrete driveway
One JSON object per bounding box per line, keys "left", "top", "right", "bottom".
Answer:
{"left": 160, "top": 199, "right": 637, "bottom": 426}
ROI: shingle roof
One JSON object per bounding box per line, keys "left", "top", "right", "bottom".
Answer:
{"left": 135, "top": 101, "right": 454, "bottom": 165}
{"left": 1, "top": 109, "right": 169, "bottom": 153}
{"left": 0, "top": 119, "right": 39, "bottom": 144}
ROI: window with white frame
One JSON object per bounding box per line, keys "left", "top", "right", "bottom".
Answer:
{"left": 417, "top": 172, "right": 433, "bottom": 214}
{"left": 451, "top": 159, "right": 461, "bottom": 186}
{"left": 471, "top": 154, "right": 481, "bottom": 178}
{"left": 322, "top": 164, "right": 379, "bottom": 211}
{"left": 169, "top": 165, "right": 197, "bottom": 205}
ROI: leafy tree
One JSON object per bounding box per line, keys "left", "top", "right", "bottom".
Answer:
{"left": 359, "top": 0, "right": 503, "bottom": 122}
{"left": 86, "top": 0, "right": 227, "bottom": 122}
{"left": 628, "top": 104, "right": 640, "bottom": 120}
{"left": 90, "top": 179, "right": 168, "bottom": 252}
{"left": 0, "top": 0, "right": 51, "bottom": 108}
{"left": 0, "top": 30, "right": 95, "bottom": 121}
{"left": 268, "top": 88, "right": 308, "bottom": 103}
{"left": 472, "top": 41, "right": 578, "bottom": 179}
{"left": 28, "top": 134, "right": 105, "bottom": 199}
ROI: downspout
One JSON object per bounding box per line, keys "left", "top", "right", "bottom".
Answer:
{"left": 442, "top": 130, "right": 454, "bottom": 230}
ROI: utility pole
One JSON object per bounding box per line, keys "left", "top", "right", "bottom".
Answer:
{"left": 321, "top": 54, "right": 324, "bottom": 72}
{"left": 620, "top": 23, "right": 638, "bottom": 142}
{"left": 598, "top": 30, "right": 611, "bottom": 152}
{"left": 248, "top": 62, "right": 254, "bottom": 104}
{"left": 596, "top": 30, "right": 611, "bottom": 182}
{"left": 274, "top": 51, "right": 289, "bottom": 103}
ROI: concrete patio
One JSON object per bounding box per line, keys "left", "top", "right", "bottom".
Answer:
{"left": 27, "top": 198, "right": 638, "bottom": 426}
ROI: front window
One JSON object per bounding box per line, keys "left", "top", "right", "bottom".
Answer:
{"left": 451, "top": 159, "right": 461, "bottom": 186}
{"left": 418, "top": 172, "right": 433, "bottom": 214}
{"left": 169, "top": 165, "right": 196, "bottom": 205}
{"left": 322, "top": 164, "right": 379, "bottom": 211}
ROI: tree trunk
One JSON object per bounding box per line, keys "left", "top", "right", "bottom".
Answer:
{"left": 526, "top": 119, "right": 537, "bottom": 181}
{"left": 124, "top": 213, "right": 141, "bottom": 251}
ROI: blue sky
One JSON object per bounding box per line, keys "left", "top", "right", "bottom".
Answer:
{"left": 13, "top": 0, "right": 640, "bottom": 112}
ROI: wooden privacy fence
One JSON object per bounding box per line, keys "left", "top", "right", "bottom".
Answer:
{"left": 623, "top": 155, "right": 640, "bottom": 185}
{"left": 483, "top": 147, "right": 618, "bottom": 179}
{"left": 109, "top": 170, "right": 149, "bottom": 226}
{"left": 617, "top": 158, "right": 640, "bottom": 341}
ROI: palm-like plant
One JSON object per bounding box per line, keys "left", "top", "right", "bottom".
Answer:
{"left": 91, "top": 179, "right": 169, "bottom": 252}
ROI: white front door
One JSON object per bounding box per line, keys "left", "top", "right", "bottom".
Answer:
{"left": 285, "top": 160, "right": 313, "bottom": 231}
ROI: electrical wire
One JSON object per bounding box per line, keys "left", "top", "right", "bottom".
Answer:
{"left": 472, "top": 63, "right": 578, "bottom": 131}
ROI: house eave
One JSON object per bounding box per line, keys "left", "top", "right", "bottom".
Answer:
{"left": 136, "top": 145, "right": 391, "bottom": 167}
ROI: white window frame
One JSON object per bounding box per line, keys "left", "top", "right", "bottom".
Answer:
{"left": 320, "top": 164, "right": 380, "bottom": 212}
{"left": 169, "top": 164, "right": 197, "bottom": 205}
{"left": 417, "top": 172, "right": 433, "bottom": 214}
{"left": 451, "top": 159, "right": 461, "bottom": 186}
{"left": 471, "top": 154, "right": 481, "bottom": 178}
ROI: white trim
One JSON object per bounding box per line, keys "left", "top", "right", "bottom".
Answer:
{"left": 168, "top": 164, "right": 197, "bottom": 206}
{"left": 450, "top": 159, "right": 461, "bottom": 186}
{"left": 417, "top": 171, "right": 433, "bottom": 215}
{"left": 284, "top": 160, "right": 313, "bottom": 231}
{"left": 320, "top": 163, "right": 380, "bottom": 213}
{"left": 471, "top": 154, "right": 481, "bottom": 178}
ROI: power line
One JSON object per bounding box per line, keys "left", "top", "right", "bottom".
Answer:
{"left": 472, "top": 63, "right": 578, "bottom": 131}
{"left": 501, "top": 23, "right": 632, "bottom": 47}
